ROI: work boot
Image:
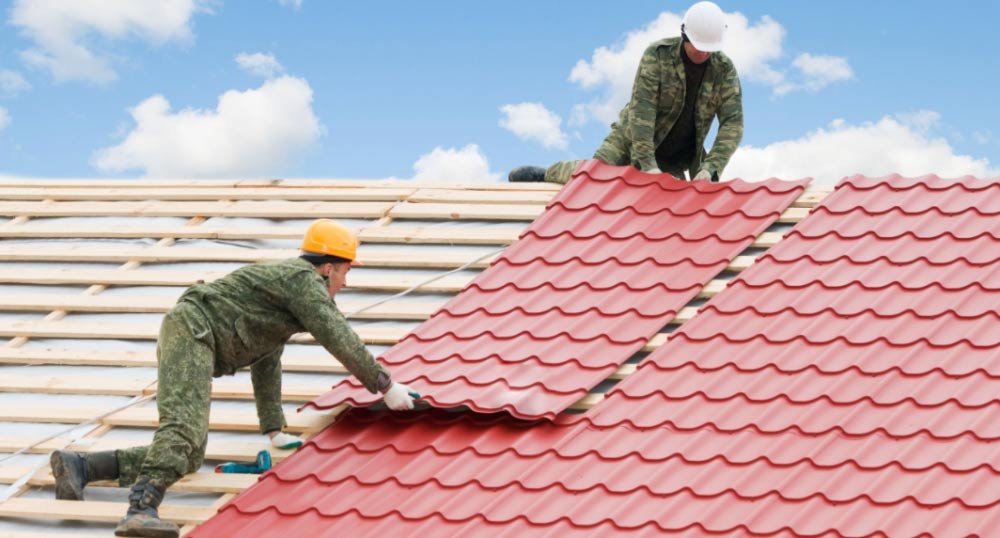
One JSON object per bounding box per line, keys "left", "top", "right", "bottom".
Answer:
{"left": 508, "top": 165, "right": 547, "bottom": 182}
{"left": 114, "top": 477, "right": 179, "bottom": 538}
{"left": 50, "top": 449, "right": 119, "bottom": 501}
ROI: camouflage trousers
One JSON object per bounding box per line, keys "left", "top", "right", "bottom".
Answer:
{"left": 116, "top": 302, "right": 213, "bottom": 487}
{"left": 544, "top": 124, "right": 688, "bottom": 184}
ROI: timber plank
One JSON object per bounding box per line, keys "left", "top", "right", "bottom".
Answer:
{"left": 0, "top": 498, "right": 214, "bottom": 525}
{"left": 407, "top": 189, "right": 554, "bottom": 205}
{"left": 0, "top": 267, "right": 473, "bottom": 292}
{"left": 0, "top": 375, "right": 331, "bottom": 402}
{"left": 0, "top": 348, "right": 348, "bottom": 374}
{"left": 0, "top": 187, "right": 414, "bottom": 201}
{"left": 0, "top": 294, "right": 446, "bottom": 320}
{"left": 0, "top": 200, "right": 393, "bottom": 218}
{"left": 388, "top": 202, "right": 544, "bottom": 220}
{"left": 0, "top": 224, "right": 524, "bottom": 245}
{"left": 0, "top": 404, "right": 337, "bottom": 432}
{"left": 0, "top": 321, "right": 410, "bottom": 344}
{"left": 0, "top": 467, "right": 256, "bottom": 494}
{"left": 0, "top": 244, "right": 500, "bottom": 268}
{"left": 0, "top": 437, "right": 297, "bottom": 463}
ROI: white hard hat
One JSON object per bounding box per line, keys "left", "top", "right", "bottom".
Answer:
{"left": 682, "top": 1, "right": 727, "bottom": 52}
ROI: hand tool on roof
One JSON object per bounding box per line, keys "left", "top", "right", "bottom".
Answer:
{"left": 215, "top": 449, "right": 272, "bottom": 474}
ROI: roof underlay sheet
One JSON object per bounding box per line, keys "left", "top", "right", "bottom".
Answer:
{"left": 307, "top": 160, "right": 809, "bottom": 418}
{"left": 194, "top": 174, "right": 1000, "bottom": 537}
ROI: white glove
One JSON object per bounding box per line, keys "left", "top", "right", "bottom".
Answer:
{"left": 268, "top": 431, "right": 303, "bottom": 450}
{"left": 382, "top": 382, "right": 416, "bottom": 411}
{"left": 693, "top": 169, "right": 712, "bottom": 181}
{"left": 645, "top": 167, "right": 663, "bottom": 174}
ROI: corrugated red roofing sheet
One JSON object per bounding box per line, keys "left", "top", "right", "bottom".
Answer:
{"left": 306, "top": 161, "right": 808, "bottom": 418}
{"left": 194, "top": 174, "right": 1000, "bottom": 537}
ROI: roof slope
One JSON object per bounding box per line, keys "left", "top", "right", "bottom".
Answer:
{"left": 194, "top": 174, "right": 1000, "bottom": 537}
{"left": 308, "top": 161, "right": 808, "bottom": 418}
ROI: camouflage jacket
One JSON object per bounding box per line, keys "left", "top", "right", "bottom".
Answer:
{"left": 617, "top": 36, "right": 743, "bottom": 177}
{"left": 176, "top": 257, "right": 389, "bottom": 393}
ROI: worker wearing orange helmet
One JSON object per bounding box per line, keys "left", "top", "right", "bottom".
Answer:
{"left": 49, "top": 219, "right": 415, "bottom": 537}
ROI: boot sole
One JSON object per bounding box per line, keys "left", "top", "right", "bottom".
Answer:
{"left": 49, "top": 451, "right": 84, "bottom": 501}
{"left": 114, "top": 525, "right": 180, "bottom": 538}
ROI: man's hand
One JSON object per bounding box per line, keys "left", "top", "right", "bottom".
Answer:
{"left": 383, "top": 382, "right": 416, "bottom": 411}
{"left": 693, "top": 169, "right": 712, "bottom": 181}
{"left": 267, "top": 431, "right": 303, "bottom": 450}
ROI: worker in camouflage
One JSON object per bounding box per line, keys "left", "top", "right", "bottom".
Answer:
{"left": 49, "top": 219, "right": 417, "bottom": 538}
{"left": 509, "top": 1, "right": 742, "bottom": 184}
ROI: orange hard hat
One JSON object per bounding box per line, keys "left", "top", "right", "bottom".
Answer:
{"left": 300, "top": 219, "right": 358, "bottom": 261}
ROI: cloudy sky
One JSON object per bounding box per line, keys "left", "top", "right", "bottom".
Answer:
{"left": 0, "top": 0, "right": 997, "bottom": 183}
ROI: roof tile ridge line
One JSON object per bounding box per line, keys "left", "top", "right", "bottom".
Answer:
{"left": 616, "top": 371, "right": 1000, "bottom": 409}
{"left": 464, "top": 280, "right": 704, "bottom": 293}
{"left": 839, "top": 173, "right": 1000, "bottom": 191}
{"left": 301, "top": 437, "right": 1000, "bottom": 474}
{"left": 261, "top": 456, "right": 1000, "bottom": 509}
{"left": 521, "top": 220, "right": 766, "bottom": 242}
{"left": 543, "top": 200, "right": 792, "bottom": 220}
{"left": 728, "top": 278, "right": 997, "bottom": 293}
{"left": 582, "top": 407, "right": 1000, "bottom": 442}
{"left": 636, "top": 354, "right": 1000, "bottom": 381}
{"left": 437, "top": 303, "right": 683, "bottom": 320}
{"left": 809, "top": 204, "right": 1000, "bottom": 220}
{"left": 391, "top": 331, "right": 642, "bottom": 346}
{"left": 753, "top": 252, "right": 1000, "bottom": 268}
{"left": 495, "top": 253, "right": 735, "bottom": 268}
{"left": 234, "top": 474, "right": 1000, "bottom": 517}
{"left": 584, "top": 169, "right": 812, "bottom": 194}
{"left": 695, "top": 302, "right": 1000, "bottom": 322}
{"left": 378, "top": 351, "right": 631, "bottom": 370}
{"left": 668, "top": 330, "right": 1000, "bottom": 351}
{"left": 782, "top": 227, "right": 1000, "bottom": 242}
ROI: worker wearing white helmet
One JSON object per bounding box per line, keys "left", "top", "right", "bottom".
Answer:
{"left": 510, "top": 1, "right": 743, "bottom": 184}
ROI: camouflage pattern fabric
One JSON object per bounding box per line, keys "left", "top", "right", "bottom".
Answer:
{"left": 117, "top": 302, "right": 212, "bottom": 486}
{"left": 117, "top": 257, "right": 390, "bottom": 487}
{"left": 545, "top": 36, "right": 743, "bottom": 184}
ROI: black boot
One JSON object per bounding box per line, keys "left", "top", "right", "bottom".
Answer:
{"left": 508, "top": 165, "right": 547, "bottom": 182}
{"left": 50, "top": 450, "right": 119, "bottom": 501}
{"left": 114, "top": 477, "right": 179, "bottom": 538}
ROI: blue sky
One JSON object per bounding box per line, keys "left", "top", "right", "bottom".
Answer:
{"left": 0, "top": 0, "right": 997, "bottom": 183}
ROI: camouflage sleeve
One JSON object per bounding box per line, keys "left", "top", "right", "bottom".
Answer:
{"left": 250, "top": 346, "right": 286, "bottom": 434}
{"left": 284, "top": 271, "right": 390, "bottom": 393}
{"left": 702, "top": 63, "right": 744, "bottom": 178}
{"left": 626, "top": 43, "right": 662, "bottom": 172}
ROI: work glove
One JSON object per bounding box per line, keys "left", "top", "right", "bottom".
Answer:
{"left": 382, "top": 382, "right": 417, "bottom": 411}
{"left": 693, "top": 169, "right": 712, "bottom": 181}
{"left": 645, "top": 167, "right": 663, "bottom": 174}
{"left": 268, "top": 431, "right": 303, "bottom": 450}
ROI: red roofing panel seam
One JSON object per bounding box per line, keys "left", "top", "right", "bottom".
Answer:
{"left": 839, "top": 173, "right": 1000, "bottom": 191}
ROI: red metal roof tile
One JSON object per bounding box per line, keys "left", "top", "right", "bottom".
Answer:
{"left": 197, "top": 174, "right": 1000, "bottom": 537}
{"left": 305, "top": 161, "right": 808, "bottom": 419}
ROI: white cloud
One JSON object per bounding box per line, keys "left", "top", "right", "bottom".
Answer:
{"left": 92, "top": 75, "right": 322, "bottom": 178}
{"left": 9, "top": 0, "right": 208, "bottom": 84}
{"left": 235, "top": 52, "right": 284, "bottom": 78}
{"left": 0, "top": 107, "right": 10, "bottom": 132}
{"left": 278, "top": 0, "right": 302, "bottom": 8}
{"left": 411, "top": 144, "right": 500, "bottom": 182}
{"left": 725, "top": 111, "right": 998, "bottom": 184}
{"left": 499, "top": 102, "right": 569, "bottom": 150}
{"left": 775, "top": 53, "right": 854, "bottom": 96}
{"left": 0, "top": 70, "right": 32, "bottom": 96}
{"left": 568, "top": 9, "right": 852, "bottom": 125}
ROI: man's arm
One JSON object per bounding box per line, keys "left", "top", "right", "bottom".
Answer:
{"left": 250, "top": 345, "right": 286, "bottom": 434}
{"left": 284, "top": 272, "right": 390, "bottom": 393}
{"left": 627, "top": 43, "right": 663, "bottom": 172}
{"left": 701, "top": 64, "right": 744, "bottom": 178}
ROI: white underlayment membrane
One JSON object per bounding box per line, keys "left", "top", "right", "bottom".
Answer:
{"left": 0, "top": 211, "right": 520, "bottom": 534}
